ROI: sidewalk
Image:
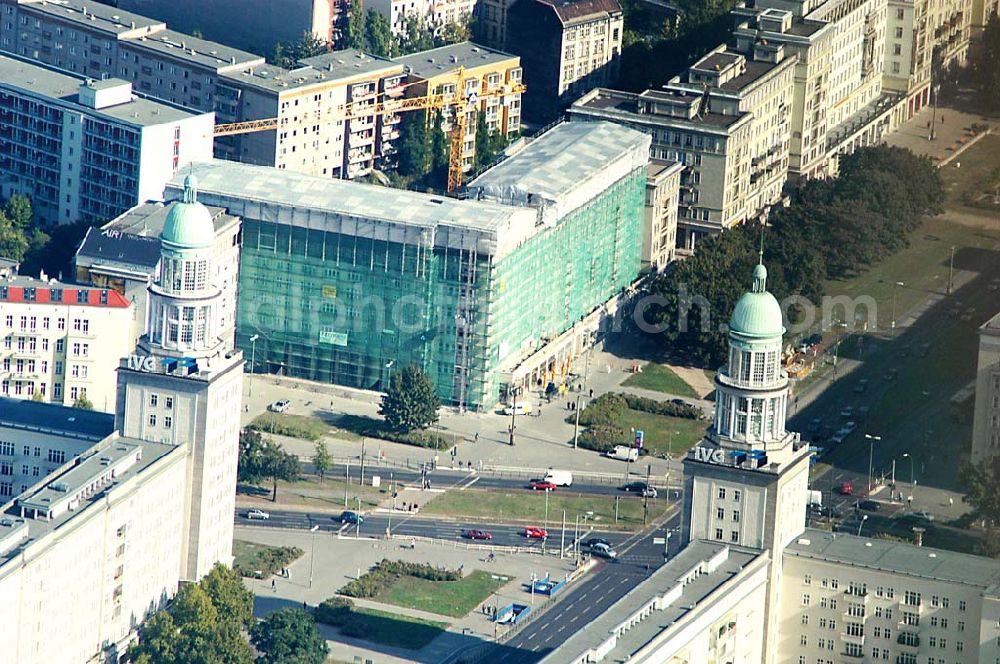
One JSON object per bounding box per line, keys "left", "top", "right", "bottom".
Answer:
{"left": 239, "top": 525, "right": 578, "bottom": 664}
{"left": 884, "top": 104, "right": 994, "bottom": 164}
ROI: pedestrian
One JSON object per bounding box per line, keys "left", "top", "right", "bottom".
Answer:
{"left": 413, "top": 503, "right": 418, "bottom": 511}
{"left": 589, "top": 388, "right": 594, "bottom": 398}
{"left": 271, "top": 579, "right": 276, "bottom": 592}
{"left": 303, "top": 601, "right": 308, "bottom": 610}
{"left": 474, "top": 432, "right": 480, "bottom": 443}
{"left": 244, "top": 404, "right": 249, "bottom": 413}
{"left": 949, "top": 497, "right": 954, "bottom": 507}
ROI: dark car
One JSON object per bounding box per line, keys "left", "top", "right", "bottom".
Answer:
{"left": 858, "top": 500, "right": 881, "bottom": 512}
{"left": 462, "top": 529, "right": 493, "bottom": 540}
{"left": 340, "top": 510, "right": 364, "bottom": 524}
{"left": 671, "top": 398, "right": 688, "bottom": 407}
{"left": 621, "top": 481, "right": 650, "bottom": 493}
{"left": 582, "top": 537, "right": 611, "bottom": 549}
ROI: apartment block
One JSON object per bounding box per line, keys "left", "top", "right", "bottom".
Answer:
{"left": 395, "top": 42, "right": 522, "bottom": 172}
{"left": 0, "top": 276, "right": 138, "bottom": 412}
{"left": 644, "top": 159, "right": 683, "bottom": 272}
{"left": 883, "top": 0, "right": 933, "bottom": 118}
{"left": 505, "top": 0, "right": 623, "bottom": 122}
{"left": 971, "top": 0, "right": 999, "bottom": 26}
{"left": 927, "top": 0, "right": 973, "bottom": 66}
{"left": 971, "top": 311, "right": 1000, "bottom": 463}
{"left": 0, "top": 55, "right": 214, "bottom": 225}
{"left": 367, "top": 0, "right": 474, "bottom": 35}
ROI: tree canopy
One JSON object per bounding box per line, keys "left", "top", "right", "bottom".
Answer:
{"left": 960, "top": 456, "right": 1000, "bottom": 524}
{"left": 250, "top": 608, "right": 328, "bottom": 664}
{"left": 270, "top": 32, "right": 328, "bottom": 68}
{"left": 379, "top": 364, "right": 441, "bottom": 433}
{"left": 238, "top": 429, "right": 301, "bottom": 501}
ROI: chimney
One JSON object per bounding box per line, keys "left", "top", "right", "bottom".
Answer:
{"left": 912, "top": 527, "right": 925, "bottom": 547}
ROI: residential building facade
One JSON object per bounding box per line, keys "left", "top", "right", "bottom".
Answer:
{"left": 505, "top": 0, "right": 623, "bottom": 122}
{"left": 643, "top": 159, "right": 682, "bottom": 271}
{"left": 0, "top": 55, "right": 213, "bottom": 225}
{"left": 0, "top": 277, "right": 138, "bottom": 412}
{"left": 971, "top": 311, "right": 1000, "bottom": 462}
{"left": 171, "top": 121, "right": 648, "bottom": 410}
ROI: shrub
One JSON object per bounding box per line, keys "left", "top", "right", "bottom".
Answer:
{"left": 576, "top": 426, "right": 624, "bottom": 454}
{"left": 620, "top": 393, "right": 701, "bottom": 420}
{"left": 248, "top": 413, "right": 328, "bottom": 441}
{"left": 569, "top": 393, "right": 627, "bottom": 427}
{"left": 338, "top": 415, "right": 451, "bottom": 449}
{"left": 338, "top": 559, "right": 461, "bottom": 598}
{"left": 233, "top": 545, "right": 304, "bottom": 578}
{"left": 314, "top": 597, "right": 354, "bottom": 625}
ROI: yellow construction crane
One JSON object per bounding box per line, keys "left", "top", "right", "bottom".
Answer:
{"left": 213, "top": 68, "right": 525, "bottom": 192}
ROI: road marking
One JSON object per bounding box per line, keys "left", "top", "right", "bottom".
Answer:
{"left": 459, "top": 476, "right": 480, "bottom": 490}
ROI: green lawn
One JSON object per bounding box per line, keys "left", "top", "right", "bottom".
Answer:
{"left": 421, "top": 487, "right": 670, "bottom": 528}
{"left": 232, "top": 540, "right": 303, "bottom": 578}
{"left": 266, "top": 474, "right": 390, "bottom": 511}
{"left": 340, "top": 606, "right": 449, "bottom": 650}
{"left": 249, "top": 412, "right": 333, "bottom": 442}
{"left": 377, "top": 570, "right": 508, "bottom": 618}
{"left": 616, "top": 408, "right": 706, "bottom": 458}
{"left": 939, "top": 133, "right": 1000, "bottom": 215}
{"left": 623, "top": 363, "right": 698, "bottom": 398}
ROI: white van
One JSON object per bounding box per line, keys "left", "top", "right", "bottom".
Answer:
{"left": 543, "top": 470, "right": 573, "bottom": 487}
{"left": 502, "top": 403, "right": 533, "bottom": 416}
{"left": 606, "top": 445, "right": 639, "bottom": 462}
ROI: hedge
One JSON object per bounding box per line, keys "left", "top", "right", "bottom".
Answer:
{"left": 233, "top": 545, "right": 304, "bottom": 579}
{"left": 338, "top": 415, "right": 451, "bottom": 450}
{"left": 338, "top": 558, "right": 461, "bottom": 598}
{"left": 568, "top": 392, "right": 701, "bottom": 429}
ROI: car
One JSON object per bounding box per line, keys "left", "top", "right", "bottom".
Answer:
{"left": 814, "top": 505, "right": 844, "bottom": 519}
{"left": 838, "top": 481, "right": 854, "bottom": 496}
{"left": 340, "top": 510, "right": 364, "bottom": 524}
{"left": 621, "top": 481, "right": 651, "bottom": 493}
{"left": 858, "top": 406, "right": 871, "bottom": 419}
{"left": 462, "top": 529, "right": 493, "bottom": 540}
{"left": 246, "top": 508, "right": 270, "bottom": 520}
{"left": 524, "top": 527, "right": 549, "bottom": 539}
{"left": 641, "top": 486, "right": 658, "bottom": 498}
{"left": 961, "top": 306, "right": 976, "bottom": 321}
{"left": 529, "top": 481, "right": 557, "bottom": 491}
{"left": 858, "top": 499, "right": 881, "bottom": 511}
{"left": 841, "top": 421, "right": 857, "bottom": 436}
{"left": 590, "top": 542, "right": 618, "bottom": 559}
{"left": 671, "top": 398, "right": 688, "bottom": 406}
{"left": 268, "top": 399, "right": 291, "bottom": 413}
{"left": 830, "top": 431, "right": 847, "bottom": 445}
{"left": 502, "top": 403, "right": 532, "bottom": 416}
{"left": 583, "top": 537, "right": 611, "bottom": 549}
{"left": 853, "top": 379, "right": 869, "bottom": 394}
{"left": 884, "top": 368, "right": 898, "bottom": 381}
{"left": 902, "top": 510, "right": 934, "bottom": 523}
{"left": 840, "top": 406, "right": 854, "bottom": 419}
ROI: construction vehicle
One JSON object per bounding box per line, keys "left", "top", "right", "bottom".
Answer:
{"left": 212, "top": 68, "right": 525, "bottom": 192}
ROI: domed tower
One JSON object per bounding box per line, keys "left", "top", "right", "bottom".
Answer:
{"left": 680, "top": 260, "right": 810, "bottom": 664}
{"left": 115, "top": 174, "right": 244, "bottom": 581}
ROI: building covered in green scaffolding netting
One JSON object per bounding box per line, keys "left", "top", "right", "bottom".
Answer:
{"left": 168, "top": 121, "right": 650, "bottom": 410}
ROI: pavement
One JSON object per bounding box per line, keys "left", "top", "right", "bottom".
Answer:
{"left": 884, "top": 104, "right": 995, "bottom": 164}
{"left": 238, "top": 524, "right": 589, "bottom": 664}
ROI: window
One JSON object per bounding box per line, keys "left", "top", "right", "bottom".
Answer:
{"left": 148, "top": 415, "right": 157, "bottom": 427}
{"left": 804, "top": 574, "right": 812, "bottom": 585}
{"left": 959, "top": 600, "right": 966, "bottom": 611}
{"left": 165, "top": 396, "right": 173, "bottom": 409}
{"left": 164, "top": 416, "right": 172, "bottom": 429}
{"left": 47, "top": 450, "right": 65, "bottom": 464}
{"left": 904, "top": 591, "right": 921, "bottom": 606}
{"left": 717, "top": 507, "right": 725, "bottom": 519}
{"left": 733, "top": 490, "right": 741, "bottom": 501}
{"left": 730, "top": 530, "right": 739, "bottom": 542}
{"left": 733, "top": 510, "right": 740, "bottom": 522}
{"left": 718, "top": 487, "right": 726, "bottom": 499}
{"left": 802, "top": 594, "right": 811, "bottom": 606}
{"left": 715, "top": 528, "right": 723, "bottom": 540}
{"left": 150, "top": 394, "right": 158, "bottom": 407}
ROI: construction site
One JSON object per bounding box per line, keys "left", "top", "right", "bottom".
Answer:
{"left": 168, "top": 122, "right": 650, "bottom": 410}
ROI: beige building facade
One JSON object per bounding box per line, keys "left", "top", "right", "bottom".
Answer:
{"left": 971, "top": 312, "right": 1000, "bottom": 462}
{"left": 644, "top": 160, "right": 683, "bottom": 271}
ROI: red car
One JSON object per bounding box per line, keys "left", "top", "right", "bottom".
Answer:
{"left": 529, "top": 481, "right": 557, "bottom": 491}
{"left": 462, "top": 529, "right": 493, "bottom": 540}
{"left": 838, "top": 481, "right": 854, "bottom": 496}
{"left": 524, "top": 527, "right": 548, "bottom": 539}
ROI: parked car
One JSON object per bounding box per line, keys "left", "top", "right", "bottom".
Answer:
{"left": 268, "top": 399, "right": 291, "bottom": 413}
{"left": 340, "top": 510, "right": 363, "bottom": 524}
{"left": 918, "top": 342, "right": 932, "bottom": 357}
{"left": 529, "top": 481, "right": 557, "bottom": 491}
{"left": 858, "top": 500, "right": 881, "bottom": 512}
{"left": 590, "top": 542, "right": 618, "bottom": 559}
{"left": 621, "top": 481, "right": 651, "bottom": 493}
{"left": 462, "top": 529, "right": 493, "bottom": 540}
{"left": 524, "top": 527, "right": 548, "bottom": 539}
{"left": 901, "top": 510, "right": 934, "bottom": 523}
{"left": 807, "top": 418, "right": 823, "bottom": 434}
{"left": 838, "top": 482, "right": 854, "bottom": 496}
{"left": 246, "top": 508, "right": 270, "bottom": 520}
{"left": 989, "top": 278, "right": 1000, "bottom": 292}
{"left": 840, "top": 421, "right": 857, "bottom": 436}
{"left": 583, "top": 537, "right": 611, "bottom": 549}
{"left": 810, "top": 505, "right": 844, "bottom": 519}
{"left": 502, "top": 403, "right": 532, "bottom": 416}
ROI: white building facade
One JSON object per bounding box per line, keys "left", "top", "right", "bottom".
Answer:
{"left": 971, "top": 311, "right": 1000, "bottom": 462}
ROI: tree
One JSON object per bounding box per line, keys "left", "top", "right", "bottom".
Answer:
{"left": 31, "top": 391, "right": 44, "bottom": 402}
{"left": 397, "top": 110, "right": 429, "bottom": 176}
{"left": 129, "top": 611, "right": 180, "bottom": 663}
{"left": 378, "top": 364, "right": 441, "bottom": 433}
{"left": 73, "top": 393, "right": 94, "bottom": 410}
{"left": 200, "top": 564, "right": 254, "bottom": 629}
{"left": 346, "top": 0, "right": 366, "bottom": 50}
{"left": 20, "top": 220, "right": 90, "bottom": 281}
{"left": 364, "top": 9, "right": 393, "bottom": 57}
{"left": 435, "top": 19, "right": 470, "bottom": 46}
{"left": 473, "top": 111, "right": 492, "bottom": 172}
{"left": 239, "top": 429, "right": 301, "bottom": 501}
{"left": 0, "top": 210, "right": 28, "bottom": 262}
{"left": 429, "top": 109, "right": 449, "bottom": 176}
{"left": 960, "top": 456, "right": 1000, "bottom": 524}
{"left": 5, "top": 193, "right": 32, "bottom": 230}
{"left": 312, "top": 441, "right": 332, "bottom": 482}
{"left": 396, "top": 13, "right": 434, "bottom": 55}
{"left": 271, "top": 32, "right": 328, "bottom": 68}
{"left": 250, "top": 608, "right": 328, "bottom": 664}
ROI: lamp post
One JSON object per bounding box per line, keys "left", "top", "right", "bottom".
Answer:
{"left": 573, "top": 341, "right": 593, "bottom": 449}
{"left": 902, "top": 452, "right": 916, "bottom": 502}
{"left": 248, "top": 334, "right": 259, "bottom": 397}
{"left": 508, "top": 386, "right": 518, "bottom": 446}
{"left": 309, "top": 524, "right": 320, "bottom": 588}
{"left": 890, "top": 282, "right": 904, "bottom": 338}
{"left": 384, "top": 360, "right": 395, "bottom": 391}
{"left": 929, "top": 83, "right": 941, "bottom": 141}
{"left": 857, "top": 514, "right": 869, "bottom": 537}
{"left": 865, "top": 434, "right": 881, "bottom": 492}
{"left": 355, "top": 497, "right": 362, "bottom": 538}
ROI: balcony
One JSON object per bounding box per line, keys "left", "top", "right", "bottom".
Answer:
{"left": 840, "top": 629, "right": 865, "bottom": 646}
{"left": 896, "top": 632, "right": 920, "bottom": 651}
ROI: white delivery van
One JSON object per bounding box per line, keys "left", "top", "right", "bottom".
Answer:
{"left": 807, "top": 489, "right": 823, "bottom": 507}
{"left": 543, "top": 470, "right": 573, "bottom": 487}
{"left": 606, "top": 445, "right": 640, "bottom": 462}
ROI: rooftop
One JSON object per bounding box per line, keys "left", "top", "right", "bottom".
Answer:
{"left": 220, "top": 62, "right": 337, "bottom": 93}
{"left": 786, "top": 528, "right": 1000, "bottom": 589}
{"left": 124, "top": 29, "right": 263, "bottom": 71}
{"left": 982, "top": 311, "right": 1000, "bottom": 337}
{"left": 0, "top": 52, "right": 203, "bottom": 126}
{"left": 0, "top": 275, "right": 132, "bottom": 308}
{"left": 21, "top": 0, "right": 164, "bottom": 36}
{"left": 647, "top": 158, "right": 683, "bottom": 180}
{"left": 685, "top": 49, "right": 792, "bottom": 94}
{"left": 468, "top": 122, "right": 649, "bottom": 214}
{"left": 104, "top": 201, "right": 238, "bottom": 238}
{"left": 0, "top": 397, "right": 114, "bottom": 442}
{"left": 541, "top": 542, "right": 767, "bottom": 663}
{"left": 538, "top": 0, "right": 624, "bottom": 24}
{"left": 299, "top": 49, "right": 403, "bottom": 81}
{"left": 571, "top": 88, "right": 750, "bottom": 130}
{"left": 732, "top": 6, "right": 831, "bottom": 38}
{"left": 394, "top": 42, "right": 518, "bottom": 79}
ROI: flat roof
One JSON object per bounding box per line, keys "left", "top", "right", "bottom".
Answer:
{"left": 0, "top": 275, "right": 132, "bottom": 308}
{"left": 0, "top": 397, "right": 114, "bottom": 442}
{"left": 468, "top": 122, "right": 649, "bottom": 208}
{"left": 394, "top": 42, "right": 517, "bottom": 79}
{"left": 542, "top": 543, "right": 766, "bottom": 663}
{"left": 648, "top": 158, "right": 683, "bottom": 179}
{"left": 981, "top": 311, "right": 1000, "bottom": 337}
{"left": 21, "top": 0, "right": 164, "bottom": 36}
{"left": 220, "top": 62, "right": 341, "bottom": 93}
{"left": 124, "top": 29, "right": 263, "bottom": 71}
{"left": 299, "top": 49, "right": 403, "bottom": 81}
{"left": 167, "top": 160, "right": 524, "bottom": 233}
{"left": 18, "top": 438, "right": 140, "bottom": 513}
{"left": 0, "top": 52, "right": 203, "bottom": 126}
{"left": 786, "top": 528, "right": 1000, "bottom": 589}
{"left": 104, "top": 201, "right": 239, "bottom": 237}
{"left": 572, "top": 88, "right": 749, "bottom": 130}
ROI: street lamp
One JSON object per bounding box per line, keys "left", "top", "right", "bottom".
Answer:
{"left": 384, "top": 360, "right": 395, "bottom": 391}
{"left": 902, "top": 452, "right": 916, "bottom": 501}
{"left": 572, "top": 343, "right": 593, "bottom": 449}
{"left": 248, "top": 334, "right": 259, "bottom": 397}
{"left": 865, "top": 434, "right": 881, "bottom": 492}
{"left": 890, "top": 282, "right": 904, "bottom": 338}
{"left": 857, "top": 514, "right": 869, "bottom": 537}
{"left": 309, "top": 523, "right": 320, "bottom": 589}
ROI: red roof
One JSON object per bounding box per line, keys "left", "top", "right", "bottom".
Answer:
{"left": 0, "top": 285, "right": 130, "bottom": 308}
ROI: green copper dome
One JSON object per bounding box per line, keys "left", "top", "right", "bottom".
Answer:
{"left": 729, "top": 263, "right": 785, "bottom": 338}
{"left": 161, "top": 175, "right": 214, "bottom": 250}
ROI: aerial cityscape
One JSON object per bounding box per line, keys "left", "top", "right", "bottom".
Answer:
{"left": 0, "top": 0, "right": 998, "bottom": 661}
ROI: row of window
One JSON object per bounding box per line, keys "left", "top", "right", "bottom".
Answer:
{"left": 2, "top": 315, "right": 90, "bottom": 331}
{"left": 0, "top": 288, "right": 103, "bottom": 305}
